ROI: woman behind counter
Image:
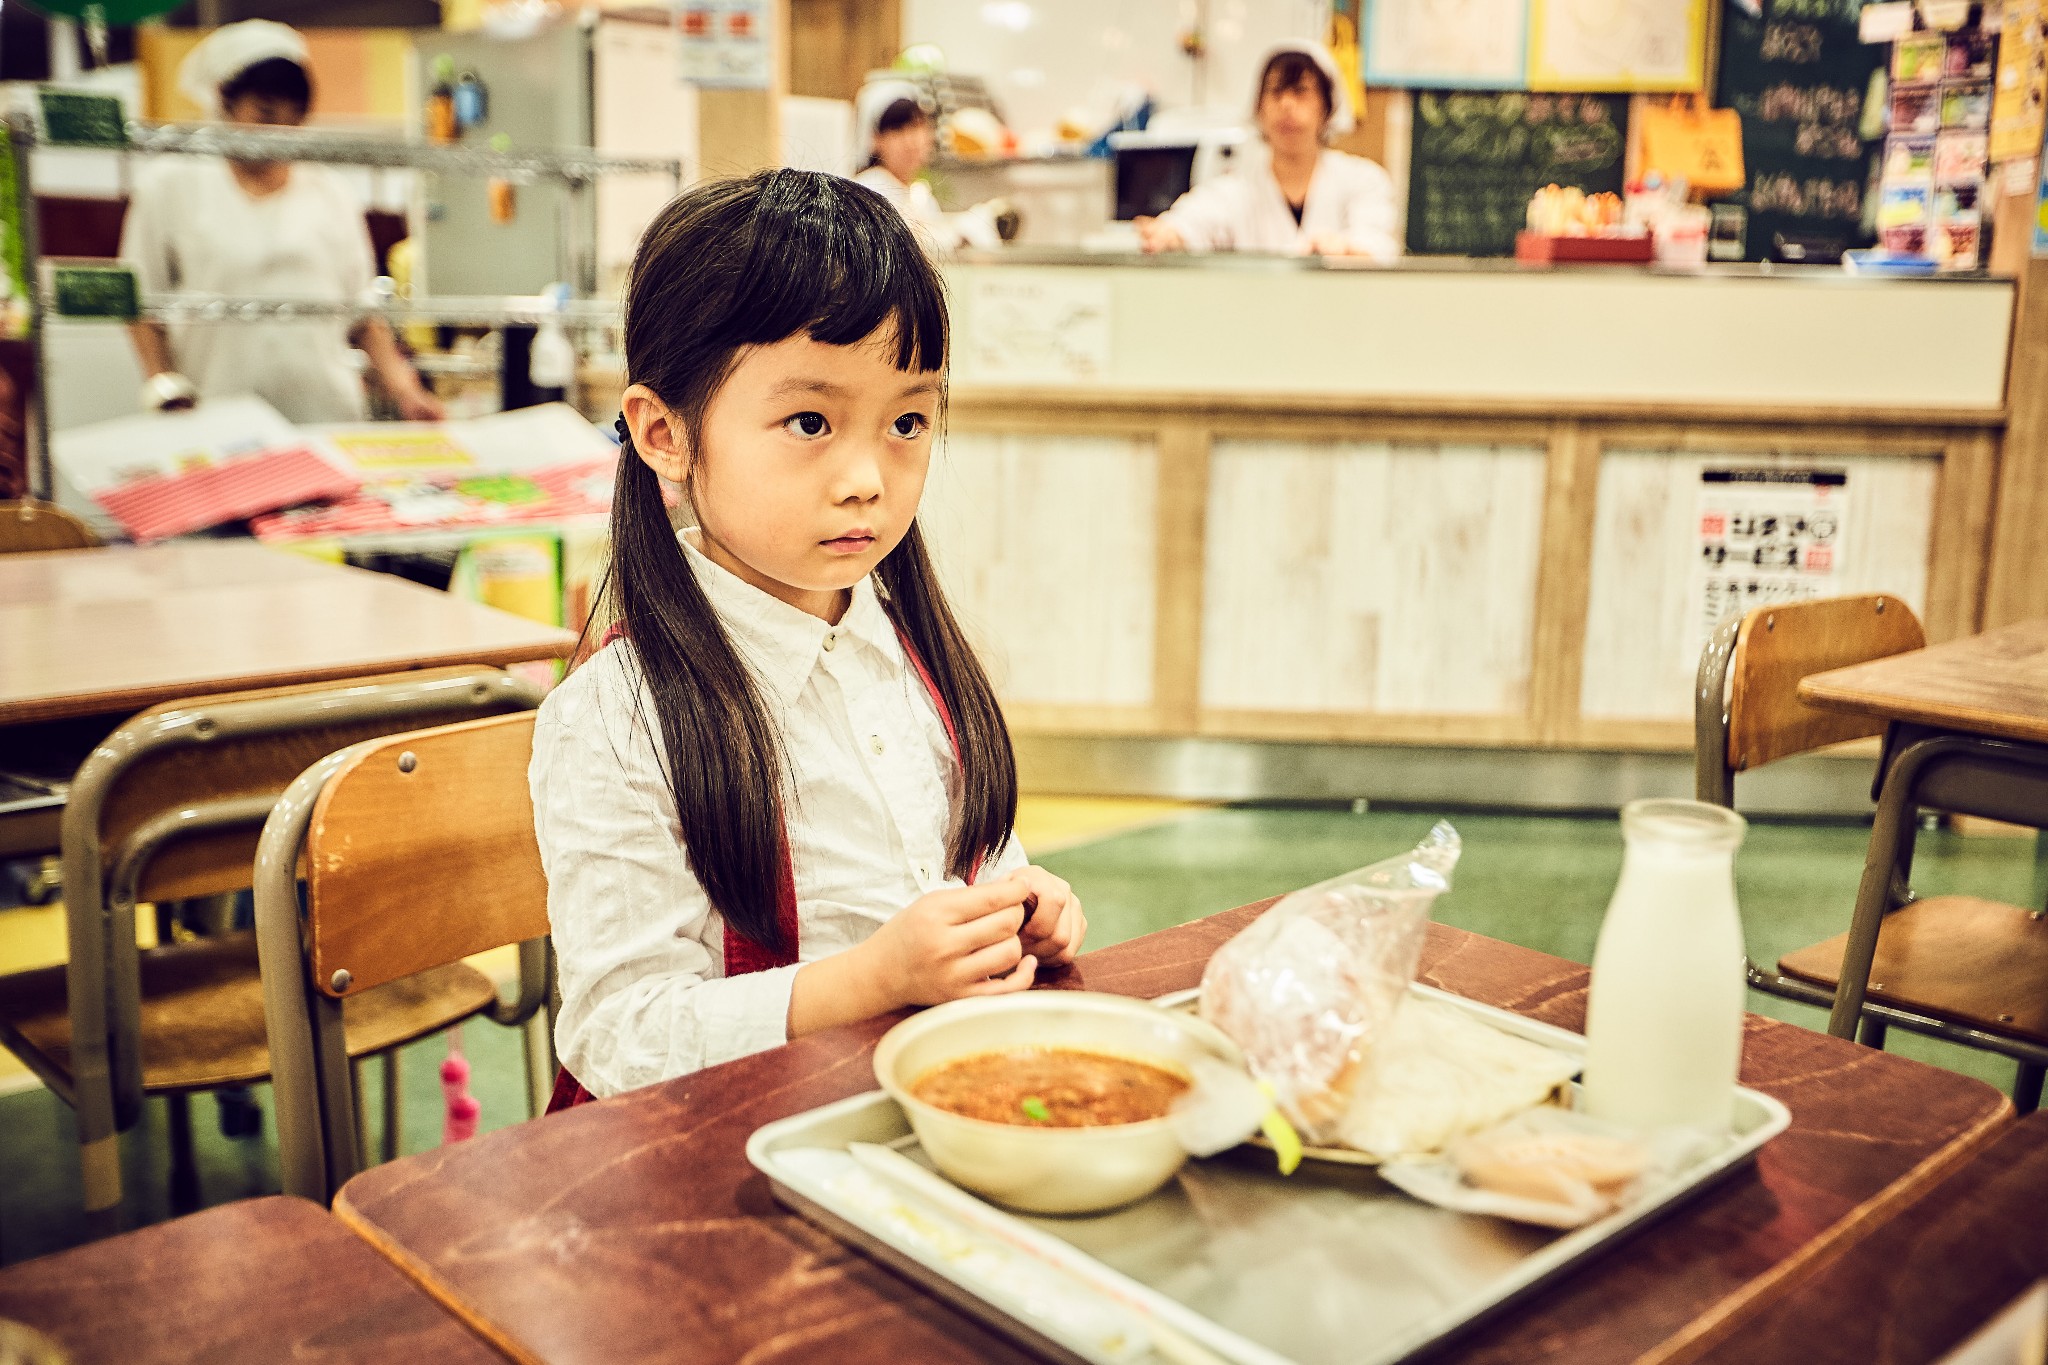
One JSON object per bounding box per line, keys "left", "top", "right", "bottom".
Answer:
{"left": 851, "top": 79, "right": 1006, "bottom": 255}
{"left": 122, "top": 21, "right": 444, "bottom": 422}
{"left": 1138, "top": 41, "right": 1399, "bottom": 261}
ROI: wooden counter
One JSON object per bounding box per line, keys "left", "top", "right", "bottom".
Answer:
{"left": 585, "top": 258, "right": 2023, "bottom": 795}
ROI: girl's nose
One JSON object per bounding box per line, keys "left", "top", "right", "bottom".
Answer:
{"left": 831, "top": 441, "right": 886, "bottom": 503}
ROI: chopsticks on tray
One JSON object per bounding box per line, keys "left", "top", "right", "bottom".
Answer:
{"left": 846, "top": 1142, "right": 1243, "bottom": 1365}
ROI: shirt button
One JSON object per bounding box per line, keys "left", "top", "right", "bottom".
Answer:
{"left": 869, "top": 734, "right": 886, "bottom": 756}
{"left": 822, "top": 633, "right": 838, "bottom": 652}
{"left": 917, "top": 863, "right": 932, "bottom": 883}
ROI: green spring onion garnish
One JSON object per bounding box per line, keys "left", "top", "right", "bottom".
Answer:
{"left": 1020, "top": 1096, "right": 1050, "bottom": 1123}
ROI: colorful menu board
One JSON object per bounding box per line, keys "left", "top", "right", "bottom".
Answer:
{"left": 1405, "top": 91, "right": 1630, "bottom": 255}
{"left": 1711, "top": 0, "right": 1882, "bottom": 260}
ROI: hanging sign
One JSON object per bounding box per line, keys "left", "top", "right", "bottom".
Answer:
{"left": 675, "top": 0, "right": 773, "bottom": 91}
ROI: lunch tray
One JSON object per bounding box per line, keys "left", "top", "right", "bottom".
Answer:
{"left": 747, "top": 984, "right": 1791, "bottom": 1365}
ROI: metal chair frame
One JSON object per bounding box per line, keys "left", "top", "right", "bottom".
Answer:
{"left": 1696, "top": 613, "right": 2048, "bottom": 1110}
{"left": 254, "top": 740, "right": 552, "bottom": 1204}
{"left": 3, "top": 667, "right": 543, "bottom": 1212}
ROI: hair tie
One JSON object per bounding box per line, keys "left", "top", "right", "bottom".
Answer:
{"left": 614, "top": 415, "right": 631, "bottom": 446}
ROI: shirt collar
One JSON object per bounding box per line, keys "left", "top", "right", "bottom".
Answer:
{"left": 677, "top": 530, "right": 900, "bottom": 708}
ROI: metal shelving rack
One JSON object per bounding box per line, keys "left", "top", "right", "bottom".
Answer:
{"left": 10, "top": 109, "right": 684, "bottom": 501}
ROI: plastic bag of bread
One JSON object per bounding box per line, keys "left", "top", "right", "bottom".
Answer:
{"left": 1198, "top": 822, "right": 1459, "bottom": 1144}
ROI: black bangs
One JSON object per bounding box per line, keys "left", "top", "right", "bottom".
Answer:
{"left": 729, "top": 169, "right": 947, "bottom": 374}
{"left": 621, "top": 170, "right": 948, "bottom": 434}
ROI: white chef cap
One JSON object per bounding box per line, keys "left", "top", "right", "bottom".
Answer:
{"left": 1252, "top": 40, "right": 1355, "bottom": 137}
{"left": 855, "top": 78, "right": 927, "bottom": 153}
{"left": 178, "top": 21, "right": 310, "bottom": 117}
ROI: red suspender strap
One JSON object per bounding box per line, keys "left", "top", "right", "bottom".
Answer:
{"left": 548, "top": 616, "right": 969, "bottom": 1113}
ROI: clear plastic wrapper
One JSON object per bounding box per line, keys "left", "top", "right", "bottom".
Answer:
{"left": 1198, "top": 821, "right": 1460, "bottom": 1144}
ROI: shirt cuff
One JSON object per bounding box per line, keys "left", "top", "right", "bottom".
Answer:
{"left": 703, "top": 962, "right": 801, "bottom": 1068}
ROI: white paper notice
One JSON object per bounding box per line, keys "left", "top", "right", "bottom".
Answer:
{"left": 674, "top": 0, "right": 772, "bottom": 90}
{"left": 1688, "top": 467, "right": 1851, "bottom": 668}
{"left": 960, "top": 275, "right": 1112, "bottom": 384}
{"left": 1529, "top": 0, "right": 1704, "bottom": 90}
{"left": 1859, "top": 1, "right": 1914, "bottom": 41}
{"left": 1365, "top": 0, "right": 1530, "bottom": 87}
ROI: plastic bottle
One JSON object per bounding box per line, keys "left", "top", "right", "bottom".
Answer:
{"left": 426, "top": 55, "right": 459, "bottom": 144}
{"left": 1581, "top": 798, "right": 1748, "bottom": 1133}
{"left": 528, "top": 282, "right": 576, "bottom": 390}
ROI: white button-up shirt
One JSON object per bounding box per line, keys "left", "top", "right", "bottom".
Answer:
{"left": 530, "top": 532, "right": 1024, "bottom": 1097}
{"left": 1156, "top": 146, "right": 1400, "bottom": 260}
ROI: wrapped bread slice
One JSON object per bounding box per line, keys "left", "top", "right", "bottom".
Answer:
{"left": 1199, "top": 823, "right": 1458, "bottom": 1144}
{"left": 1336, "top": 997, "right": 1582, "bottom": 1161}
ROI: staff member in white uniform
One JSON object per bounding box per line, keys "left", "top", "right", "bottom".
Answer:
{"left": 1138, "top": 41, "right": 1400, "bottom": 260}
{"left": 121, "top": 21, "right": 443, "bottom": 423}
{"left": 851, "top": 80, "right": 1004, "bottom": 254}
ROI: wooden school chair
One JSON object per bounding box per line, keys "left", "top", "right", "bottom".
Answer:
{"left": 255, "top": 711, "right": 551, "bottom": 1203}
{"left": 0, "top": 667, "right": 544, "bottom": 1214}
{"left": 1696, "top": 594, "right": 2048, "bottom": 1112}
{"left": 0, "top": 499, "right": 100, "bottom": 554}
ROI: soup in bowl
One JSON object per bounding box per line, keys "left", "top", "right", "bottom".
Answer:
{"left": 874, "top": 991, "right": 1244, "bottom": 1214}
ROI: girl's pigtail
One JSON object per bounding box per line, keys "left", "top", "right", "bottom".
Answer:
{"left": 879, "top": 524, "right": 1018, "bottom": 878}
{"left": 606, "top": 429, "right": 791, "bottom": 954}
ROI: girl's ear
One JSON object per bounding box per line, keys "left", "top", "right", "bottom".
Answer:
{"left": 622, "top": 383, "right": 691, "bottom": 483}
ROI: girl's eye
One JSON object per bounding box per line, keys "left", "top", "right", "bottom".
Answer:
{"left": 783, "top": 412, "right": 830, "bottom": 438}
{"left": 892, "top": 413, "right": 930, "bottom": 438}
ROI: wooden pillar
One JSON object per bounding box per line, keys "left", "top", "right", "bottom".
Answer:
{"left": 694, "top": 0, "right": 790, "bottom": 177}
{"left": 1985, "top": 252, "right": 2048, "bottom": 628}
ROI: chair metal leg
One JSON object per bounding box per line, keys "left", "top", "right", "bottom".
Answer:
{"left": 1858, "top": 1017, "right": 1890, "bottom": 1051}
{"left": 2017, "top": 1062, "right": 2045, "bottom": 1116}
{"left": 379, "top": 1050, "right": 400, "bottom": 1163}
{"left": 1830, "top": 736, "right": 1937, "bottom": 1040}
{"left": 350, "top": 1057, "right": 374, "bottom": 1172}
{"left": 166, "top": 1092, "right": 199, "bottom": 1213}
{"left": 522, "top": 1013, "right": 551, "bottom": 1119}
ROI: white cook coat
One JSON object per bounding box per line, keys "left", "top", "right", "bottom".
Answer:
{"left": 853, "top": 165, "right": 1002, "bottom": 254}
{"left": 530, "top": 531, "right": 1027, "bottom": 1097}
{"left": 1155, "top": 147, "right": 1401, "bottom": 260}
{"left": 120, "top": 158, "right": 374, "bottom": 423}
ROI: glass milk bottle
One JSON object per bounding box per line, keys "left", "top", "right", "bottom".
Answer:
{"left": 1581, "top": 799, "right": 1748, "bottom": 1132}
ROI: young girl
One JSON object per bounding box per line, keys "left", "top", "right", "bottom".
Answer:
{"left": 531, "top": 169, "right": 1084, "bottom": 1103}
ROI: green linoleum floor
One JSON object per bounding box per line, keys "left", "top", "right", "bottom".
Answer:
{"left": 4, "top": 805, "right": 2044, "bottom": 1265}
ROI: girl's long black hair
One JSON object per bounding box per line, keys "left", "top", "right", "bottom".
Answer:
{"left": 600, "top": 168, "right": 1016, "bottom": 956}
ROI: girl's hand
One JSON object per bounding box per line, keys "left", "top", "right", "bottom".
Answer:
{"left": 865, "top": 881, "right": 1038, "bottom": 1008}
{"left": 1004, "top": 866, "right": 1087, "bottom": 965}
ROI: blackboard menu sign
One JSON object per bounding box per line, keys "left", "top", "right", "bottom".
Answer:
{"left": 1712, "top": 0, "right": 1881, "bottom": 260}
{"left": 1406, "top": 92, "right": 1631, "bottom": 256}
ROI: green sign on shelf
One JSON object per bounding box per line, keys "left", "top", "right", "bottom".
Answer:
{"left": 53, "top": 264, "right": 138, "bottom": 319}
{"left": 37, "top": 89, "right": 126, "bottom": 148}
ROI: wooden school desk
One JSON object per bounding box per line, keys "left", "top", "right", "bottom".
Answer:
{"left": 333, "top": 906, "right": 2012, "bottom": 1365}
{"left": 1797, "top": 617, "right": 2048, "bottom": 1041}
{"left": 0, "top": 540, "right": 574, "bottom": 727}
{"left": 0, "top": 1195, "right": 506, "bottom": 1363}
{"left": 1692, "top": 1107, "right": 2048, "bottom": 1365}
{"left": 0, "top": 539, "right": 574, "bottom": 857}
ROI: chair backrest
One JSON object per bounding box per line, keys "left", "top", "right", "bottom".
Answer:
{"left": 1695, "top": 594, "right": 1926, "bottom": 804}
{"left": 0, "top": 500, "right": 99, "bottom": 554}
{"left": 59, "top": 665, "right": 544, "bottom": 1135}
{"left": 82, "top": 666, "right": 541, "bottom": 906}
{"left": 256, "top": 711, "right": 547, "bottom": 1201}
{"left": 305, "top": 712, "right": 547, "bottom": 999}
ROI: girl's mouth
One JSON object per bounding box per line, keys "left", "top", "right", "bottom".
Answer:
{"left": 822, "top": 533, "right": 877, "bottom": 554}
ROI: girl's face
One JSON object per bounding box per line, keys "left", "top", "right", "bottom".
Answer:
{"left": 630, "top": 329, "right": 939, "bottom": 624}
